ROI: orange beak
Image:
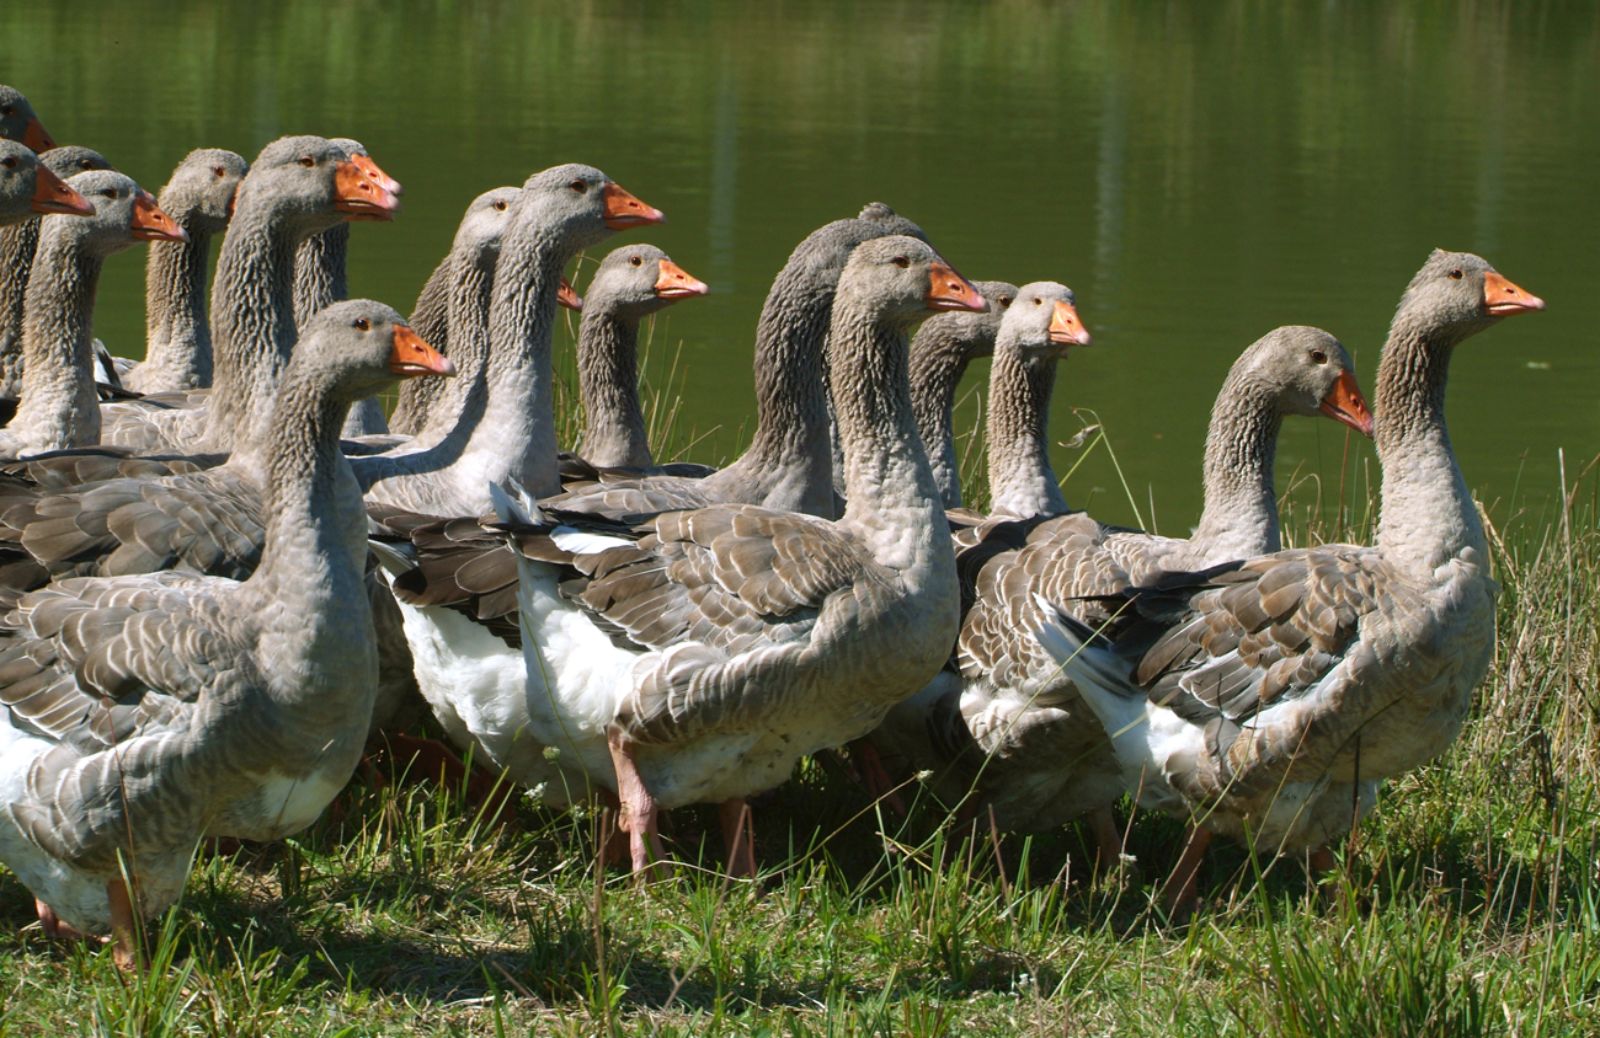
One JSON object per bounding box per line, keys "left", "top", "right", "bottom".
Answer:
{"left": 21, "top": 116, "right": 54, "bottom": 153}
{"left": 129, "top": 190, "right": 188, "bottom": 243}
{"left": 1482, "top": 270, "right": 1545, "bottom": 317}
{"left": 1319, "top": 368, "right": 1375, "bottom": 438}
{"left": 389, "top": 325, "right": 455, "bottom": 378}
{"left": 1048, "top": 300, "right": 1092, "bottom": 346}
{"left": 926, "top": 261, "right": 988, "bottom": 313}
{"left": 654, "top": 258, "right": 709, "bottom": 300}
{"left": 601, "top": 181, "right": 665, "bottom": 230}
{"left": 30, "top": 163, "right": 94, "bottom": 216}
{"left": 333, "top": 158, "right": 401, "bottom": 222}
{"left": 558, "top": 277, "right": 584, "bottom": 312}
{"left": 351, "top": 153, "right": 402, "bottom": 196}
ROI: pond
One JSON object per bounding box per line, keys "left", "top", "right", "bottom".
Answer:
{"left": 6, "top": 0, "right": 1595, "bottom": 533}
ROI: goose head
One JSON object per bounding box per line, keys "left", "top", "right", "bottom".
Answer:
{"left": 585, "top": 243, "right": 709, "bottom": 321}
{"left": 0, "top": 86, "right": 54, "bottom": 152}
{"left": 237, "top": 135, "right": 401, "bottom": 235}
{"left": 61, "top": 169, "right": 187, "bottom": 255}
{"left": 838, "top": 236, "right": 987, "bottom": 325}
{"left": 301, "top": 299, "right": 455, "bottom": 404}
{"left": 515, "top": 163, "right": 664, "bottom": 254}
{"left": 1399, "top": 249, "right": 1545, "bottom": 345}
{"left": 0, "top": 141, "right": 91, "bottom": 223}
{"left": 1233, "top": 325, "right": 1374, "bottom": 437}
{"left": 158, "top": 148, "right": 250, "bottom": 233}
{"left": 1002, "top": 281, "right": 1091, "bottom": 363}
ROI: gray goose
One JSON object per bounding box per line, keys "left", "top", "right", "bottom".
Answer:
{"left": 94, "top": 135, "right": 401, "bottom": 455}
{"left": 0, "top": 146, "right": 114, "bottom": 397}
{"left": 1035, "top": 249, "right": 1543, "bottom": 914}
{"left": 384, "top": 236, "right": 984, "bottom": 878}
{"left": 0, "top": 170, "right": 185, "bottom": 460}
{"left": 909, "top": 280, "right": 1017, "bottom": 510}
{"left": 111, "top": 149, "right": 251, "bottom": 393}
{"left": 544, "top": 201, "right": 923, "bottom": 520}
{"left": 0, "top": 140, "right": 92, "bottom": 226}
{"left": 0, "top": 299, "right": 452, "bottom": 969}
{"left": 874, "top": 315, "right": 1375, "bottom": 870}
{"left": 570, "top": 242, "right": 709, "bottom": 471}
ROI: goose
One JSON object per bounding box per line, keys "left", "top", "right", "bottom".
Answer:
{"left": 94, "top": 135, "right": 401, "bottom": 455}
{"left": 909, "top": 280, "right": 1017, "bottom": 510}
{"left": 544, "top": 201, "right": 923, "bottom": 520}
{"left": 873, "top": 319, "right": 1375, "bottom": 869}
{"left": 107, "top": 149, "right": 250, "bottom": 393}
{"left": 1033, "top": 249, "right": 1543, "bottom": 914}
{"left": 0, "top": 86, "right": 55, "bottom": 153}
{"left": 0, "top": 299, "right": 452, "bottom": 968}
{"left": 0, "top": 171, "right": 185, "bottom": 460}
{"left": 0, "top": 146, "right": 114, "bottom": 397}
{"left": 570, "top": 243, "right": 709, "bottom": 471}
{"left": 384, "top": 236, "right": 984, "bottom": 877}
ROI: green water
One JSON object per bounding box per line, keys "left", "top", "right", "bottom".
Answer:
{"left": 6, "top": 0, "right": 1596, "bottom": 531}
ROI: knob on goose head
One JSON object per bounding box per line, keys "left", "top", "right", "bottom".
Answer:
{"left": 0, "top": 141, "right": 92, "bottom": 221}
{"left": 158, "top": 148, "right": 250, "bottom": 231}
{"left": 1230, "top": 325, "right": 1374, "bottom": 437}
{"left": 838, "top": 235, "right": 987, "bottom": 323}
{"left": 585, "top": 243, "right": 709, "bottom": 321}
{"left": 1399, "top": 249, "right": 1545, "bottom": 344}
{"left": 239, "top": 135, "right": 401, "bottom": 233}
{"left": 62, "top": 169, "right": 187, "bottom": 252}
{"left": 1003, "top": 281, "right": 1091, "bottom": 362}
{"left": 0, "top": 85, "right": 54, "bottom": 152}
{"left": 300, "top": 299, "right": 454, "bottom": 403}
{"left": 515, "top": 163, "right": 664, "bottom": 253}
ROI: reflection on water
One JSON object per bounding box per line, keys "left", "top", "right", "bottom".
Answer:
{"left": 5, "top": 0, "right": 1595, "bottom": 529}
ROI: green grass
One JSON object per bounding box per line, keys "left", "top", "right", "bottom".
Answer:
{"left": 1, "top": 425, "right": 1597, "bottom": 1035}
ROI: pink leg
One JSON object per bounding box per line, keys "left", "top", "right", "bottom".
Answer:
{"left": 607, "top": 728, "right": 668, "bottom": 880}
{"left": 1160, "top": 826, "right": 1213, "bottom": 919}
{"left": 107, "top": 877, "right": 139, "bottom": 972}
{"left": 847, "top": 740, "right": 908, "bottom": 817}
{"left": 720, "top": 798, "right": 757, "bottom": 878}
{"left": 1088, "top": 807, "right": 1124, "bottom": 875}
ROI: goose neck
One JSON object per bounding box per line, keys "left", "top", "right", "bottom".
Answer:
{"left": 985, "top": 346, "right": 1067, "bottom": 519}
{"left": 736, "top": 268, "right": 835, "bottom": 476}
{"left": 830, "top": 297, "right": 952, "bottom": 581}
{"left": 1373, "top": 315, "right": 1484, "bottom": 571}
{"left": 0, "top": 220, "right": 40, "bottom": 387}
{"left": 137, "top": 217, "right": 215, "bottom": 391}
{"left": 1188, "top": 375, "right": 1284, "bottom": 562}
{"left": 205, "top": 202, "right": 300, "bottom": 449}
{"left": 576, "top": 305, "right": 651, "bottom": 469}
{"left": 11, "top": 224, "right": 103, "bottom": 451}
{"left": 412, "top": 248, "right": 495, "bottom": 445}
{"left": 909, "top": 322, "right": 978, "bottom": 510}
{"left": 293, "top": 223, "right": 349, "bottom": 327}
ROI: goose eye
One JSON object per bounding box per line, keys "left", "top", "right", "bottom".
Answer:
{"left": 629, "top": 255, "right": 642, "bottom": 267}
{"left": 891, "top": 256, "right": 910, "bottom": 269}
{"left": 569, "top": 179, "right": 588, "bottom": 194}
{"left": 353, "top": 317, "right": 370, "bottom": 331}
{"left": 0, "top": 106, "right": 12, "bottom": 116}
{"left": 298, "top": 156, "right": 315, "bottom": 168}
{"left": 997, "top": 295, "right": 1013, "bottom": 308}
{"left": 1311, "top": 349, "right": 1328, "bottom": 364}
{"left": 77, "top": 160, "right": 93, "bottom": 170}
{"left": 0, "top": 157, "right": 13, "bottom": 170}
{"left": 213, "top": 165, "right": 226, "bottom": 177}
{"left": 1448, "top": 268, "right": 1463, "bottom": 280}
{"left": 493, "top": 200, "right": 507, "bottom": 211}
{"left": 100, "top": 188, "right": 117, "bottom": 199}
{"left": 1032, "top": 297, "right": 1042, "bottom": 306}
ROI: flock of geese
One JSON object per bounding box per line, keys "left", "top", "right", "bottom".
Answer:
{"left": 0, "top": 86, "right": 1548, "bottom": 969}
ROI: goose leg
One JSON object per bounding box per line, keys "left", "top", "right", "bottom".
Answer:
{"left": 607, "top": 728, "right": 667, "bottom": 879}
{"left": 106, "top": 878, "right": 139, "bottom": 972}
{"left": 1087, "top": 807, "right": 1125, "bottom": 875}
{"left": 1160, "top": 826, "right": 1212, "bottom": 919}
{"left": 846, "top": 740, "right": 908, "bottom": 817}
{"left": 34, "top": 898, "right": 89, "bottom": 942}
{"left": 720, "top": 798, "right": 756, "bottom": 878}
